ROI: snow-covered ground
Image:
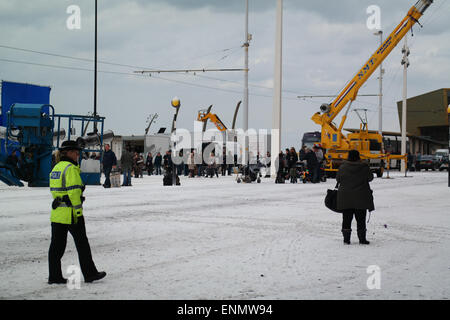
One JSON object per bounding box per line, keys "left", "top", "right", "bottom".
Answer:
{"left": 0, "top": 171, "right": 449, "bottom": 300}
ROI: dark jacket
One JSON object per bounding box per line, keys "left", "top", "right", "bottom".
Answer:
{"left": 121, "top": 149, "right": 133, "bottom": 170}
{"left": 287, "top": 152, "right": 298, "bottom": 169}
{"left": 336, "top": 161, "right": 374, "bottom": 211}
{"left": 300, "top": 149, "right": 318, "bottom": 168}
{"left": 276, "top": 153, "right": 285, "bottom": 173}
{"left": 102, "top": 150, "right": 117, "bottom": 168}
{"left": 154, "top": 155, "right": 162, "bottom": 166}
{"left": 163, "top": 154, "right": 173, "bottom": 167}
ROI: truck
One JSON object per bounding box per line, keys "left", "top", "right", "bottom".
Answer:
{"left": 310, "top": 0, "right": 433, "bottom": 177}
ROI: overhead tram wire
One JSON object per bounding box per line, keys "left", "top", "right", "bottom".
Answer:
{"left": 158, "top": 45, "right": 243, "bottom": 70}
{"left": 0, "top": 43, "right": 319, "bottom": 101}
{"left": 0, "top": 57, "right": 243, "bottom": 94}
{"left": 133, "top": 68, "right": 246, "bottom": 74}
{"left": 0, "top": 44, "right": 242, "bottom": 73}
{"left": 0, "top": 44, "right": 340, "bottom": 106}
{"left": 0, "top": 43, "right": 317, "bottom": 99}
{"left": 0, "top": 44, "right": 309, "bottom": 101}
{"left": 0, "top": 44, "right": 273, "bottom": 93}
{"left": 187, "top": 72, "right": 317, "bottom": 96}
{"left": 0, "top": 57, "right": 304, "bottom": 101}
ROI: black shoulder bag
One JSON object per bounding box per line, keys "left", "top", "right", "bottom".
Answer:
{"left": 325, "top": 182, "right": 343, "bottom": 213}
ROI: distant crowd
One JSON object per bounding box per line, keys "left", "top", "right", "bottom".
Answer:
{"left": 96, "top": 142, "right": 329, "bottom": 188}
{"left": 276, "top": 144, "right": 325, "bottom": 184}
{"left": 101, "top": 146, "right": 252, "bottom": 187}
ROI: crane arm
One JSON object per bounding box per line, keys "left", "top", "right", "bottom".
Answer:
{"left": 312, "top": 0, "right": 433, "bottom": 147}
{"left": 210, "top": 114, "right": 227, "bottom": 132}
{"left": 197, "top": 111, "right": 228, "bottom": 132}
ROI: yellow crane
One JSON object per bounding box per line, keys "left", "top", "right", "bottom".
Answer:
{"left": 197, "top": 109, "right": 228, "bottom": 132}
{"left": 311, "top": 0, "right": 433, "bottom": 176}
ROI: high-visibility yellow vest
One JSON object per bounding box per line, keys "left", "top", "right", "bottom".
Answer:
{"left": 49, "top": 161, "right": 84, "bottom": 224}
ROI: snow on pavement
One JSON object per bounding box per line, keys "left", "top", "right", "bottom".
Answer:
{"left": 0, "top": 171, "right": 449, "bottom": 299}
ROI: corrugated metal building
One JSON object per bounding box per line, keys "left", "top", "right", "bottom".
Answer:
{"left": 397, "top": 88, "right": 449, "bottom": 154}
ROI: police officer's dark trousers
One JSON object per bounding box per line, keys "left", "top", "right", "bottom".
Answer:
{"left": 48, "top": 216, "right": 98, "bottom": 281}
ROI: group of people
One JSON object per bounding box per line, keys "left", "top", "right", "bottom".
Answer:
{"left": 277, "top": 144, "right": 324, "bottom": 183}
{"left": 188, "top": 150, "right": 235, "bottom": 178}
{"left": 147, "top": 149, "right": 237, "bottom": 179}
{"left": 101, "top": 147, "right": 237, "bottom": 188}
{"left": 101, "top": 145, "right": 144, "bottom": 188}
{"left": 101, "top": 146, "right": 164, "bottom": 187}
{"left": 101, "top": 144, "right": 280, "bottom": 184}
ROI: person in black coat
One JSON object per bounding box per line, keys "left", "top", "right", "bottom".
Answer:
{"left": 287, "top": 147, "right": 298, "bottom": 183}
{"left": 120, "top": 147, "right": 133, "bottom": 186}
{"left": 163, "top": 150, "right": 173, "bottom": 172}
{"left": 154, "top": 152, "right": 162, "bottom": 175}
{"left": 221, "top": 151, "right": 227, "bottom": 176}
{"left": 101, "top": 144, "right": 117, "bottom": 188}
{"left": 299, "top": 147, "right": 319, "bottom": 183}
{"left": 336, "top": 150, "right": 374, "bottom": 245}
{"left": 275, "top": 151, "right": 286, "bottom": 183}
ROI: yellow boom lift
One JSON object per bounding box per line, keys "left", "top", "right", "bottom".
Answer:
{"left": 197, "top": 109, "right": 228, "bottom": 132}
{"left": 311, "top": 0, "right": 433, "bottom": 176}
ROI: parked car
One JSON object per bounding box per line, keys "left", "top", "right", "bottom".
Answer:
{"left": 415, "top": 155, "right": 440, "bottom": 171}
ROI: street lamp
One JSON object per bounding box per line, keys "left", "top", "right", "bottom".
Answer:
{"left": 170, "top": 97, "right": 181, "bottom": 186}
{"left": 171, "top": 96, "right": 181, "bottom": 134}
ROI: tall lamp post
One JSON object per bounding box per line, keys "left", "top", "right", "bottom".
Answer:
{"left": 374, "top": 30, "right": 384, "bottom": 138}
{"left": 271, "top": 0, "right": 283, "bottom": 178}
{"left": 400, "top": 37, "right": 410, "bottom": 174}
{"left": 243, "top": 0, "right": 250, "bottom": 176}
{"left": 93, "top": 0, "right": 98, "bottom": 133}
{"left": 171, "top": 97, "right": 181, "bottom": 186}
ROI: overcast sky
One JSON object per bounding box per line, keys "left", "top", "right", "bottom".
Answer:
{"left": 1, "top": 0, "right": 449, "bottom": 148}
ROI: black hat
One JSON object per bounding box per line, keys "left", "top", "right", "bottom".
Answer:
{"left": 59, "top": 140, "right": 82, "bottom": 152}
{"left": 347, "top": 150, "right": 360, "bottom": 162}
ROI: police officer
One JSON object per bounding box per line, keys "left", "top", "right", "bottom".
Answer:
{"left": 48, "top": 140, "right": 106, "bottom": 284}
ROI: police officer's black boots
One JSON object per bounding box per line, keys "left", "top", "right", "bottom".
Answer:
{"left": 85, "top": 271, "right": 107, "bottom": 283}
{"left": 342, "top": 229, "right": 351, "bottom": 245}
{"left": 357, "top": 229, "right": 370, "bottom": 245}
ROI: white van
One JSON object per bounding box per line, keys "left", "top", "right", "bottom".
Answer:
{"left": 435, "top": 149, "right": 449, "bottom": 160}
{"left": 435, "top": 149, "right": 449, "bottom": 171}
